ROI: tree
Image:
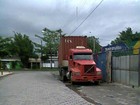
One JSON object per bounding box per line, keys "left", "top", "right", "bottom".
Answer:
{"left": 87, "top": 36, "right": 101, "bottom": 53}
{"left": 0, "top": 36, "right": 12, "bottom": 58}
{"left": 35, "top": 28, "right": 64, "bottom": 68}
{"left": 11, "top": 32, "right": 34, "bottom": 67}
{"left": 33, "top": 41, "right": 49, "bottom": 62}
{"left": 111, "top": 27, "right": 140, "bottom": 45}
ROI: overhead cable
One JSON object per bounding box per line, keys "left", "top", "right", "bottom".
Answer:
{"left": 69, "top": 0, "right": 104, "bottom": 35}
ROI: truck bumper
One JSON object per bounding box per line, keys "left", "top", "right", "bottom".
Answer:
{"left": 71, "top": 75, "right": 102, "bottom": 82}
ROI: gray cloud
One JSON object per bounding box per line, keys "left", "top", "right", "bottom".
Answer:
{"left": 0, "top": 0, "right": 140, "bottom": 46}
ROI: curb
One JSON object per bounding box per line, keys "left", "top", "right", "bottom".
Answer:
{"left": 0, "top": 72, "right": 13, "bottom": 78}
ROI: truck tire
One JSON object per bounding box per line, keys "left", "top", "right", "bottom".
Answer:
{"left": 70, "top": 72, "right": 75, "bottom": 85}
{"left": 94, "top": 81, "right": 100, "bottom": 85}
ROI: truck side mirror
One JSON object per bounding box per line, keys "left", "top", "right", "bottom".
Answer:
{"left": 70, "top": 55, "right": 73, "bottom": 60}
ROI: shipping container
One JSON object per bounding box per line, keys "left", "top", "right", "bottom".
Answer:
{"left": 58, "top": 36, "right": 87, "bottom": 67}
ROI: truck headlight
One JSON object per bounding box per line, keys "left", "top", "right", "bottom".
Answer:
{"left": 96, "top": 71, "right": 102, "bottom": 75}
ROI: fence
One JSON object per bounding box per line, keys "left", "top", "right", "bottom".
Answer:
{"left": 112, "top": 48, "right": 140, "bottom": 86}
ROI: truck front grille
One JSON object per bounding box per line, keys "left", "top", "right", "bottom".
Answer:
{"left": 84, "top": 65, "right": 94, "bottom": 74}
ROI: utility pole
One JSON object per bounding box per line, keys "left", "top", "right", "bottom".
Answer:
{"left": 93, "top": 36, "right": 96, "bottom": 53}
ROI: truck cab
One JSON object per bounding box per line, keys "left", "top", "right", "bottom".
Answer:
{"left": 67, "top": 46, "right": 102, "bottom": 83}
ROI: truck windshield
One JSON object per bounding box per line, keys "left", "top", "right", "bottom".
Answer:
{"left": 74, "top": 53, "right": 93, "bottom": 60}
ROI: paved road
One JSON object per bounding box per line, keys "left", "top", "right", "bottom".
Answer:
{"left": 0, "top": 71, "right": 93, "bottom": 105}
{"left": 48, "top": 71, "right": 140, "bottom": 105}
{"left": 77, "top": 83, "right": 140, "bottom": 105}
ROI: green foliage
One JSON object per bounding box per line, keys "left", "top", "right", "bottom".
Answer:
{"left": 87, "top": 36, "right": 101, "bottom": 53}
{"left": 111, "top": 27, "right": 140, "bottom": 46}
{"left": 11, "top": 32, "right": 34, "bottom": 67}
{"left": 0, "top": 36, "right": 12, "bottom": 57}
{"left": 34, "top": 28, "right": 65, "bottom": 61}
{"left": 41, "top": 55, "right": 49, "bottom": 62}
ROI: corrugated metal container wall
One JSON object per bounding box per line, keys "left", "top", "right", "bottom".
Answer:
{"left": 58, "top": 36, "right": 87, "bottom": 67}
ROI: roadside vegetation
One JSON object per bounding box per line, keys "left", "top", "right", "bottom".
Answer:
{"left": 0, "top": 27, "right": 140, "bottom": 68}
{"left": 111, "top": 27, "right": 140, "bottom": 46}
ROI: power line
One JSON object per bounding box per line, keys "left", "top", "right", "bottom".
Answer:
{"left": 69, "top": 0, "right": 104, "bottom": 35}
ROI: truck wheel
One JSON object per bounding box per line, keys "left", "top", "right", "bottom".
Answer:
{"left": 61, "top": 75, "right": 66, "bottom": 82}
{"left": 94, "top": 81, "right": 100, "bottom": 85}
{"left": 70, "top": 72, "right": 75, "bottom": 85}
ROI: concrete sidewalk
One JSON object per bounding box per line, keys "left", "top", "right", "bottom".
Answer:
{"left": 0, "top": 71, "right": 13, "bottom": 77}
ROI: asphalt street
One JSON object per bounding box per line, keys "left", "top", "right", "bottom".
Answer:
{"left": 0, "top": 71, "right": 93, "bottom": 105}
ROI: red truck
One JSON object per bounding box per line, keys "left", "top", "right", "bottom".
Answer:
{"left": 58, "top": 36, "right": 102, "bottom": 84}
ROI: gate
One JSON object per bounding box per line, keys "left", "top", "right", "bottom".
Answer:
{"left": 94, "top": 52, "right": 107, "bottom": 81}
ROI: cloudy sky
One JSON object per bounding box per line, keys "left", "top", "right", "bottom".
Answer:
{"left": 0, "top": 0, "right": 139, "bottom": 46}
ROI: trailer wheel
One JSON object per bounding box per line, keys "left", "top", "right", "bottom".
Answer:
{"left": 71, "top": 81, "right": 76, "bottom": 85}
{"left": 60, "top": 70, "right": 66, "bottom": 82}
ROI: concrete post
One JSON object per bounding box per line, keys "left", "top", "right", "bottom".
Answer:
{"left": 106, "top": 51, "right": 112, "bottom": 83}
{"left": 1, "top": 71, "right": 3, "bottom": 75}
{"left": 0, "top": 62, "right": 3, "bottom": 75}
